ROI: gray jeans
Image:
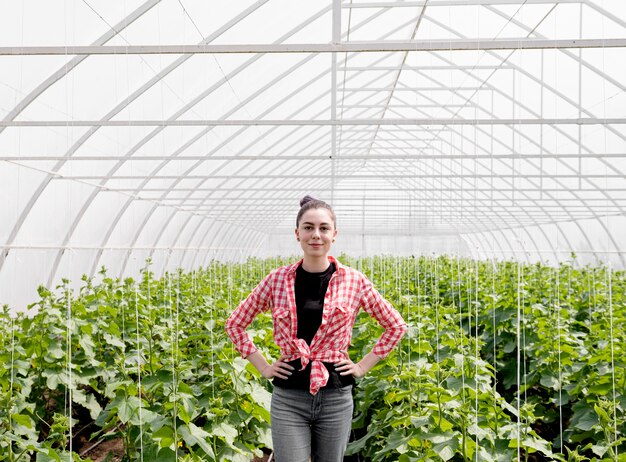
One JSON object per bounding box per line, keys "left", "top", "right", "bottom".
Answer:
{"left": 270, "top": 385, "right": 354, "bottom": 462}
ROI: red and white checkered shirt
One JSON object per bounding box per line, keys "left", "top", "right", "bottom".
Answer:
{"left": 225, "top": 256, "right": 408, "bottom": 395}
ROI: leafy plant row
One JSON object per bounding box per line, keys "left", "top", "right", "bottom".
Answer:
{"left": 0, "top": 256, "right": 624, "bottom": 461}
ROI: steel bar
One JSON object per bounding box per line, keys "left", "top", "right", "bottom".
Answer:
{"left": 54, "top": 173, "right": 626, "bottom": 180}
{"left": 2, "top": 38, "right": 625, "bottom": 56}
{"left": 112, "top": 187, "right": 626, "bottom": 192}
{"left": 149, "top": 197, "right": 626, "bottom": 203}
{"left": 27, "top": 152, "right": 626, "bottom": 161}
{"left": 344, "top": 0, "right": 584, "bottom": 7}
{"left": 3, "top": 117, "right": 625, "bottom": 127}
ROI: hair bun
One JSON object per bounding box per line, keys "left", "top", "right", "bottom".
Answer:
{"left": 300, "top": 195, "right": 318, "bottom": 207}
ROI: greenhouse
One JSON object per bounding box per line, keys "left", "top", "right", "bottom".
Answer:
{"left": 0, "top": 1, "right": 625, "bottom": 461}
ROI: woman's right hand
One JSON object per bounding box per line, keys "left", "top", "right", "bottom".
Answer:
{"left": 261, "top": 355, "right": 295, "bottom": 379}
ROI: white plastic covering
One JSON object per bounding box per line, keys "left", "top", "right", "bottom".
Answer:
{"left": 1, "top": 0, "right": 625, "bottom": 310}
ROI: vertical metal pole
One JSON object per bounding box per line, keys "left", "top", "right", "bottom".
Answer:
{"left": 331, "top": 0, "right": 340, "bottom": 204}
{"left": 578, "top": 3, "right": 583, "bottom": 191}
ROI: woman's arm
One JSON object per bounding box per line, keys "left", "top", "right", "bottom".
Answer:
{"left": 246, "top": 351, "right": 294, "bottom": 380}
{"left": 336, "top": 351, "right": 381, "bottom": 378}
{"left": 225, "top": 273, "right": 273, "bottom": 359}
{"left": 336, "top": 276, "right": 407, "bottom": 378}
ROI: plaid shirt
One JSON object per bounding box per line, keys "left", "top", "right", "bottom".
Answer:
{"left": 225, "top": 256, "right": 408, "bottom": 395}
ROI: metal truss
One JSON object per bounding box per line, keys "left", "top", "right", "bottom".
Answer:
{"left": 1, "top": 0, "right": 626, "bottom": 293}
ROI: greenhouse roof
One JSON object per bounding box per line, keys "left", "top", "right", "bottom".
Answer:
{"left": 1, "top": 0, "right": 625, "bottom": 308}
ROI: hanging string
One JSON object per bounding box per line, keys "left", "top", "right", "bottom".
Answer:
{"left": 599, "top": 2, "right": 619, "bottom": 452}
{"left": 66, "top": 281, "right": 73, "bottom": 456}
{"left": 555, "top": 263, "right": 563, "bottom": 453}
{"left": 474, "top": 259, "right": 479, "bottom": 460}
{"left": 491, "top": 258, "right": 498, "bottom": 438}
{"left": 456, "top": 255, "right": 466, "bottom": 405}
{"left": 9, "top": 312, "right": 15, "bottom": 460}
{"left": 516, "top": 261, "right": 521, "bottom": 462}
{"left": 134, "top": 272, "right": 144, "bottom": 462}
{"left": 607, "top": 265, "right": 618, "bottom": 454}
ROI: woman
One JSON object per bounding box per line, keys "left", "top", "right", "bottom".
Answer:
{"left": 225, "top": 196, "right": 407, "bottom": 462}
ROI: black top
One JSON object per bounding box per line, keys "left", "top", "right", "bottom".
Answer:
{"left": 273, "top": 262, "right": 355, "bottom": 390}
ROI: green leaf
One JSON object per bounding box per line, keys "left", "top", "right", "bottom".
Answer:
{"left": 11, "top": 413, "right": 33, "bottom": 428}
{"left": 573, "top": 409, "right": 599, "bottom": 431}
{"left": 73, "top": 388, "right": 102, "bottom": 420}
{"left": 155, "top": 447, "right": 177, "bottom": 462}
{"left": 153, "top": 426, "right": 175, "bottom": 448}
{"left": 212, "top": 421, "right": 238, "bottom": 446}
{"left": 179, "top": 423, "right": 214, "bottom": 457}
{"left": 432, "top": 435, "right": 459, "bottom": 461}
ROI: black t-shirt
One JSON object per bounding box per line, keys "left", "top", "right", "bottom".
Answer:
{"left": 273, "top": 262, "right": 355, "bottom": 390}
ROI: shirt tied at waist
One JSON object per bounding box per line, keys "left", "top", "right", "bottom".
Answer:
{"left": 283, "top": 338, "right": 347, "bottom": 395}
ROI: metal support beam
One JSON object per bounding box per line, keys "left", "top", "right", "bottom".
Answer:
{"left": 4, "top": 117, "right": 625, "bottom": 126}
{"left": 344, "top": 0, "right": 584, "bottom": 7}
{"left": 2, "top": 38, "right": 625, "bottom": 55}
{"left": 55, "top": 173, "right": 626, "bottom": 180}
{"left": 5, "top": 153, "right": 626, "bottom": 161}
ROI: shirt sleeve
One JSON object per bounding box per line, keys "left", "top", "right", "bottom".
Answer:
{"left": 225, "top": 272, "right": 274, "bottom": 358}
{"left": 359, "top": 276, "right": 408, "bottom": 359}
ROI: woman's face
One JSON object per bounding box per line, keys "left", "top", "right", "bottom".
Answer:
{"left": 295, "top": 208, "right": 337, "bottom": 258}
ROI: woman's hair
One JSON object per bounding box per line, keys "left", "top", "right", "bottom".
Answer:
{"left": 296, "top": 195, "right": 336, "bottom": 228}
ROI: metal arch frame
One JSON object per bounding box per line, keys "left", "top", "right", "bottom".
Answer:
{"left": 397, "top": 58, "right": 579, "bottom": 262}
{"left": 3, "top": 0, "right": 626, "bottom": 280}
{"left": 89, "top": 3, "right": 342, "bottom": 280}
{"left": 117, "top": 51, "right": 332, "bottom": 277}
{"left": 479, "top": 2, "right": 626, "bottom": 260}
{"left": 37, "top": 18, "right": 616, "bottom": 270}
{"left": 422, "top": 12, "right": 626, "bottom": 265}
{"left": 111, "top": 5, "right": 350, "bottom": 279}
{"left": 344, "top": 69, "right": 561, "bottom": 257}
{"left": 270, "top": 7, "right": 616, "bottom": 268}
{"left": 3, "top": 0, "right": 271, "bottom": 282}
{"left": 120, "top": 6, "right": 410, "bottom": 276}
{"left": 0, "top": 0, "right": 162, "bottom": 272}
{"left": 193, "top": 47, "right": 539, "bottom": 235}
{"left": 367, "top": 122, "right": 551, "bottom": 257}
{"left": 0, "top": 0, "right": 161, "bottom": 134}
{"left": 45, "top": 1, "right": 290, "bottom": 285}
{"left": 477, "top": 4, "right": 626, "bottom": 265}
{"left": 145, "top": 73, "right": 594, "bottom": 258}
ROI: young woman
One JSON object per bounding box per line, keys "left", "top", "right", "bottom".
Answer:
{"left": 225, "top": 196, "right": 407, "bottom": 462}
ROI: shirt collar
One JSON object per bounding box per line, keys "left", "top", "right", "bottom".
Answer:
{"left": 286, "top": 255, "right": 347, "bottom": 276}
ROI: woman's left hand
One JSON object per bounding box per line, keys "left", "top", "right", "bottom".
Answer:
{"left": 335, "top": 352, "right": 366, "bottom": 378}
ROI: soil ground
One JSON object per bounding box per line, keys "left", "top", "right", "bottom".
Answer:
{"left": 78, "top": 439, "right": 272, "bottom": 462}
{"left": 79, "top": 438, "right": 124, "bottom": 461}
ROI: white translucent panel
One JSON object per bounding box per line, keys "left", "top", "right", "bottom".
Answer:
{"left": 13, "top": 179, "right": 96, "bottom": 246}
{"left": 103, "top": 199, "right": 154, "bottom": 247}
{"left": 580, "top": 2, "right": 626, "bottom": 39}
{"left": 0, "top": 126, "right": 91, "bottom": 157}
{"left": 1, "top": 60, "right": 90, "bottom": 123}
{"left": 148, "top": 248, "right": 176, "bottom": 278}
{"left": 119, "top": 249, "right": 153, "bottom": 278}
{"left": 70, "top": 191, "right": 127, "bottom": 246}
{"left": 0, "top": 1, "right": 148, "bottom": 46}
{"left": 0, "top": 162, "right": 46, "bottom": 242}
{"left": 96, "top": 249, "right": 128, "bottom": 279}
{"left": 0, "top": 56, "right": 77, "bottom": 114}
{"left": 130, "top": 205, "right": 172, "bottom": 247}
{"left": 214, "top": 1, "right": 330, "bottom": 45}
{"left": 50, "top": 248, "right": 101, "bottom": 287}
{"left": 55, "top": 160, "right": 118, "bottom": 177}
{"left": 160, "top": 250, "right": 186, "bottom": 273}
{"left": 0, "top": 249, "right": 56, "bottom": 312}
{"left": 175, "top": 215, "right": 207, "bottom": 247}
{"left": 151, "top": 212, "right": 189, "bottom": 248}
